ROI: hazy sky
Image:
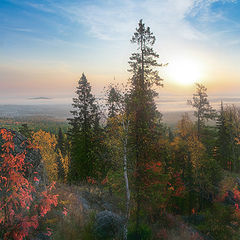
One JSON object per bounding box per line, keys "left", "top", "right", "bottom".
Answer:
{"left": 1, "top": 0, "right": 240, "bottom": 101}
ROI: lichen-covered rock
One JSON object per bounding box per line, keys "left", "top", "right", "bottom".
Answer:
{"left": 94, "top": 210, "right": 124, "bottom": 240}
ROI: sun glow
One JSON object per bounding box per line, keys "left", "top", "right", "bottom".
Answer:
{"left": 168, "top": 57, "right": 203, "bottom": 86}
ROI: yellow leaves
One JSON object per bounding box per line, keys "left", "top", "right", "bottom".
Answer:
{"left": 172, "top": 113, "right": 206, "bottom": 169}
{"left": 177, "top": 113, "right": 195, "bottom": 138}
{"left": 58, "top": 150, "right": 69, "bottom": 183}
{"left": 235, "top": 137, "right": 240, "bottom": 145}
{"left": 32, "top": 130, "right": 58, "bottom": 182}
{"left": 32, "top": 130, "right": 57, "bottom": 150}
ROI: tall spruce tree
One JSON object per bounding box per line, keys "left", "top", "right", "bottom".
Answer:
{"left": 68, "top": 73, "right": 101, "bottom": 182}
{"left": 128, "top": 19, "right": 164, "bottom": 233}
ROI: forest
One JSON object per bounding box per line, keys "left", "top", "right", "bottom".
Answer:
{"left": 1, "top": 20, "right": 240, "bottom": 240}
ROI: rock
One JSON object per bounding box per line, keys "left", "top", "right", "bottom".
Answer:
{"left": 102, "top": 202, "right": 114, "bottom": 211}
{"left": 77, "top": 195, "right": 90, "bottom": 211}
{"left": 31, "top": 233, "right": 51, "bottom": 240}
{"left": 224, "top": 190, "right": 236, "bottom": 206}
{"left": 0, "top": 128, "right": 47, "bottom": 188}
{"left": 188, "top": 214, "right": 205, "bottom": 225}
{"left": 94, "top": 210, "right": 124, "bottom": 240}
{"left": 236, "top": 177, "right": 240, "bottom": 187}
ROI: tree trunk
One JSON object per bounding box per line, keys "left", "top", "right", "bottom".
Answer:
{"left": 122, "top": 119, "right": 130, "bottom": 240}
{"left": 123, "top": 136, "right": 130, "bottom": 240}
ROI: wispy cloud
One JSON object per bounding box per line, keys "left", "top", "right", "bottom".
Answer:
{"left": 26, "top": 2, "right": 55, "bottom": 13}
{"left": 50, "top": 0, "right": 238, "bottom": 42}
{"left": 0, "top": 26, "right": 33, "bottom": 33}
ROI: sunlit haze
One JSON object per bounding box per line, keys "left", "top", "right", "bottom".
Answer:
{"left": 1, "top": 0, "right": 240, "bottom": 105}
{"left": 167, "top": 56, "right": 204, "bottom": 86}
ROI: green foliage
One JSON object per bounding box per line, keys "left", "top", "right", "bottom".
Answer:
{"left": 106, "top": 85, "right": 122, "bottom": 119}
{"left": 57, "top": 127, "right": 66, "bottom": 156}
{"left": 56, "top": 127, "right": 68, "bottom": 181}
{"left": 197, "top": 203, "right": 238, "bottom": 240}
{"left": 170, "top": 114, "right": 223, "bottom": 214}
{"left": 201, "top": 126, "right": 218, "bottom": 157}
{"left": 0, "top": 116, "right": 68, "bottom": 134}
{"left": 188, "top": 83, "right": 216, "bottom": 138}
{"left": 18, "top": 123, "right": 33, "bottom": 139}
{"left": 127, "top": 19, "right": 165, "bottom": 231}
{"left": 216, "top": 104, "right": 240, "bottom": 171}
{"left": 80, "top": 212, "right": 96, "bottom": 240}
{"left": 2, "top": 18, "right": 238, "bottom": 240}
{"left": 68, "top": 73, "right": 104, "bottom": 182}
{"left": 127, "top": 223, "right": 152, "bottom": 240}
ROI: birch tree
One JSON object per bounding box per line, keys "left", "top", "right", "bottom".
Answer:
{"left": 106, "top": 85, "right": 131, "bottom": 240}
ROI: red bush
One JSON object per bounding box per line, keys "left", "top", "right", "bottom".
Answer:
{"left": 0, "top": 129, "right": 58, "bottom": 240}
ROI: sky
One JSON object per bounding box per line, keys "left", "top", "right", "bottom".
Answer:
{"left": 1, "top": 0, "right": 240, "bottom": 103}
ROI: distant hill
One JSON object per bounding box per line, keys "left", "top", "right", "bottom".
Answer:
{"left": 28, "top": 97, "right": 51, "bottom": 100}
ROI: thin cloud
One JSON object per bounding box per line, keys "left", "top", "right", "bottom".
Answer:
{"left": 0, "top": 26, "right": 33, "bottom": 33}
{"left": 51, "top": 0, "right": 237, "bottom": 42}
{"left": 24, "top": 2, "right": 55, "bottom": 13}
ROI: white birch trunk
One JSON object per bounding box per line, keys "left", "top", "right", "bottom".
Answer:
{"left": 122, "top": 119, "right": 130, "bottom": 240}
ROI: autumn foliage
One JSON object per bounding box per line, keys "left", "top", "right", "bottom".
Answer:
{"left": 32, "top": 130, "right": 59, "bottom": 181}
{"left": 0, "top": 128, "right": 58, "bottom": 240}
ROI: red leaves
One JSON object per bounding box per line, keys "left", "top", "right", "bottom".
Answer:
{"left": 62, "top": 207, "right": 68, "bottom": 216}
{"left": 0, "top": 129, "right": 58, "bottom": 239}
{"left": 101, "top": 176, "right": 108, "bottom": 185}
{"left": 38, "top": 184, "right": 58, "bottom": 217}
{"left": 33, "top": 177, "right": 39, "bottom": 182}
{"left": 87, "top": 176, "right": 96, "bottom": 184}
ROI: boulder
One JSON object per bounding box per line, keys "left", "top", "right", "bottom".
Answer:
{"left": 94, "top": 210, "right": 124, "bottom": 240}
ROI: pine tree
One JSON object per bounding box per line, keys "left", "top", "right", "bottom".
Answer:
{"left": 188, "top": 83, "right": 216, "bottom": 139}
{"left": 127, "top": 19, "right": 165, "bottom": 233}
{"left": 67, "top": 73, "right": 101, "bottom": 182}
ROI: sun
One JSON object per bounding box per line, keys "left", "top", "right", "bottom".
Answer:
{"left": 168, "top": 57, "right": 203, "bottom": 86}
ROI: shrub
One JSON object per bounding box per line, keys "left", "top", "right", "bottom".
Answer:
{"left": 0, "top": 128, "right": 58, "bottom": 240}
{"left": 127, "top": 223, "right": 152, "bottom": 240}
{"left": 197, "top": 202, "right": 238, "bottom": 240}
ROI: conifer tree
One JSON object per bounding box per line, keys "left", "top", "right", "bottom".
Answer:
{"left": 188, "top": 83, "right": 216, "bottom": 139}
{"left": 56, "top": 155, "right": 65, "bottom": 182}
{"left": 216, "top": 101, "right": 229, "bottom": 169}
{"left": 68, "top": 73, "right": 101, "bottom": 182}
{"left": 127, "top": 19, "right": 165, "bottom": 233}
{"left": 217, "top": 104, "right": 240, "bottom": 171}
{"left": 57, "top": 127, "right": 65, "bottom": 156}
{"left": 106, "top": 86, "right": 121, "bottom": 119}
